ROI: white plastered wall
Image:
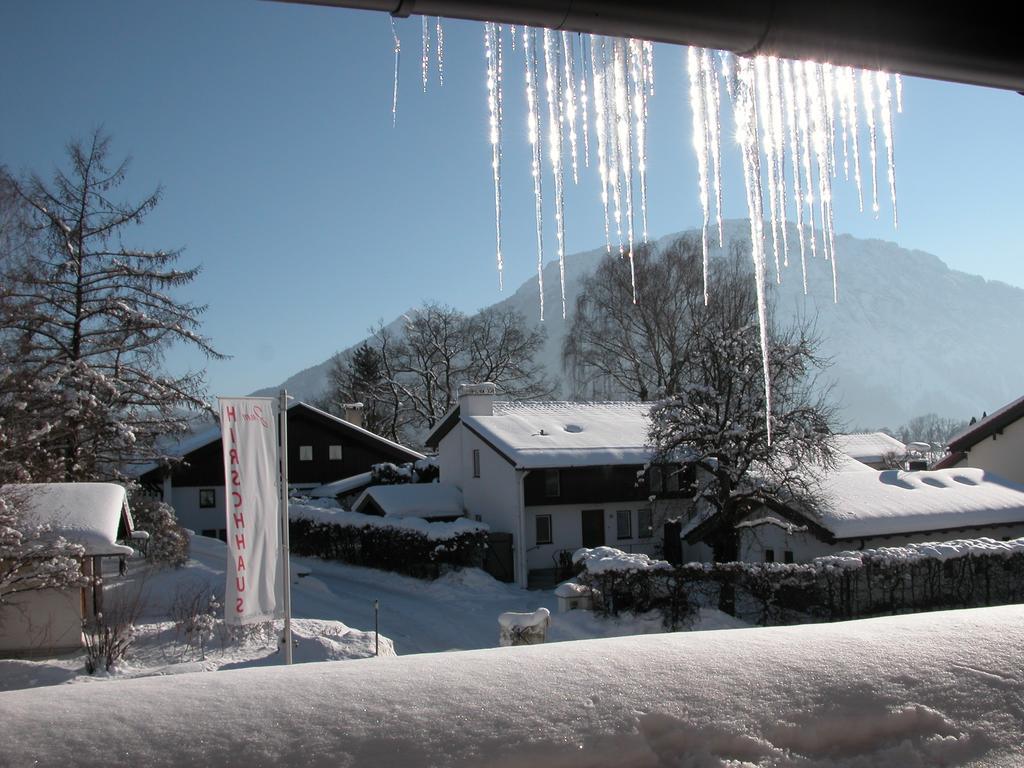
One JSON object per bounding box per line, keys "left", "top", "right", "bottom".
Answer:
{"left": 961, "top": 419, "right": 1024, "bottom": 485}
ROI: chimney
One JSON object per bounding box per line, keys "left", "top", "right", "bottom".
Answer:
{"left": 343, "top": 402, "right": 364, "bottom": 428}
{"left": 459, "top": 383, "right": 496, "bottom": 417}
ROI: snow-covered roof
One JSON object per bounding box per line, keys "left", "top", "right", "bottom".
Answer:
{"left": 948, "top": 394, "right": 1024, "bottom": 452}
{"left": 297, "top": 402, "right": 425, "bottom": 462}
{"left": 2, "top": 483, "right": 133, "bottom": 556}
{"left": 352, "top": 483, "right": 464, "bottom": 520}
{"left": 832, "top": 432, "right": 906, "bottom": 466}
{"left": 308, "top": 472, "right": 373, "bottom": 499}
{"left": 290, "top": 501, "right": 483, "bottom": 540}
{"left": 816, "top": 467, "right": 1024, "bottom": 539}
{"left": 464, "top": 401, "right": 654, "bottom": 469}
{"left": 136, "top": 402, "right": 424, "bottom": 478}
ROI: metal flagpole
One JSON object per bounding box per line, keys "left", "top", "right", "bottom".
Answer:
{"left": 279, "top": 389, "right": 294, "bottom": 664}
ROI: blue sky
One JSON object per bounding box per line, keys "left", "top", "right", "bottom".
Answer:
{"left": 2, "top": 0, "right": 1022, "bottom": 399}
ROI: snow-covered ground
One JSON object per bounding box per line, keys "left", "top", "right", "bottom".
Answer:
{"left": 0, "top": 534, "right": 742, "bottom": 692}
{"left": 2, "top": 604, "right": 1022, "bottom": 767}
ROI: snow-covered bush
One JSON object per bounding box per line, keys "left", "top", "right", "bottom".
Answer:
{"left": 574, "top": 539, "right": 1024, "bottom": 627}
{"left": 82, "top": 589, "right": 144, "bottom": 674}
{"left": 129, "top": 495, "right": 189, "bottom": 568}
{"left": 370, "top": 459, "right": 439, "bottom": 486}
{"left": 169, "top": 582, "right": 221, "bottom": 659}
{"left": 289, "top": 504, "right": 487, "bottom": 579}
{"left": 0, "top": 488, "right": 87, "bottom": 605}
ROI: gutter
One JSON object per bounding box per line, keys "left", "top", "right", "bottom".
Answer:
{"left": 269, "top": 0, "right": 1024, "bottom": 91}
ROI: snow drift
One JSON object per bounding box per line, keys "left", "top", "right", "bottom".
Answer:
{"left": 1, "top": 605, "right": 1021, "bottom": 766}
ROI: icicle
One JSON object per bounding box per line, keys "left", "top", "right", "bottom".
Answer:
{"left": 579, "top": 34, "right": 591, "bottom": 169}
{"left": 877, "top": 71, "right": 898, "bottom": 228}
{"left": 590, "top": 36, "right": 613, "bottom": 254}
{"left": 629, "top": 40, "right": 650, "bottom": 244}
{"left": 543, "top": 29, "right": 568, "bottom": 319}
{"left": 612, "top": 38, "right": 637, "bottom": 300}
{"left": 704, "top": 50, "right": 724, "bottom": 248}
{"left": 895, "top": 73, "right": 903, "bottom": 113}
{"left": 862, "top": 69, "right": 880, "bottom": 216}
{"left": 436, "top": 17, "right": 445, "bottom": 85}
{"left": 688, "top": 47, "right": 712, "bottom": 304}
{"left": 733, "top": 56, "right": 773, "bottom": 445}
{"left": 755, "top": 56, "right": 782, "bottom": 282}
{"left": 390, "top": 17, "right": 401, "bottom": 127}
{"left": 767, "top": 57, "right": 789, "bottom": 267}
{"left": 421, "top": 16, "right": 430, "bottom": 92}
{"left": 560, "top": 32, "right": 580, "bottom": 185}
{"left": 794, "top": 62, "right": 819, "bottom": 261}
{"left": 781, "top": 60, "right": 809, "bottom": 294}
{"left": 484, "top": 22, "right": 504, "bottom": 289}
{"left": 844, "top": 67, "right": 865, "bottom": 212}
{"left": 524, "top": 28, "right": 546, "bottom": 320}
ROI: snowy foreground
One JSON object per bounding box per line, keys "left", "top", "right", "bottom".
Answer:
{"left": 2, "top": 605, "right": 1022, "bottom": 767}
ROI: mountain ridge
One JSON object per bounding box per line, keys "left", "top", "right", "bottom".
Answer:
{"left": 256, "top": 221, "right": 1024, "bottom": 429}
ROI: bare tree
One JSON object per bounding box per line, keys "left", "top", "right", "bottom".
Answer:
{"left": 563, "top": 234, "right": 754, "bottom": 401}
{"left": 321, "top": 303, "right": 554, "bottom": 445}
{"left": 0, "top": 130, "right": 223, "bottom": 482}
{"left": 649, "top": 294, "right": 837, "bottom": 569}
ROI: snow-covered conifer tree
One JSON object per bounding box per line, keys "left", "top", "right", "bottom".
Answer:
{"left": 0, "top": 131, "right": 223, "bottom": 483}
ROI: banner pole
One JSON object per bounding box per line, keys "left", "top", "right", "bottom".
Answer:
{"left": 279, "top": 389, "right": 294, "bottom": 665}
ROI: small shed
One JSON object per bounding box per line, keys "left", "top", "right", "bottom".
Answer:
{"left": 0, "top": 483, "right": 135, "bottom": 655}
{"left": 351, "top": 483, "right": 465, "bottom": 522}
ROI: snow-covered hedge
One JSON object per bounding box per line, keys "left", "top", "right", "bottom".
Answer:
{"left": 288, "top": 502, "right": 488, "bottom": 579}
{"left": 575, "top": 538, "right": 1024, "bottom": 627}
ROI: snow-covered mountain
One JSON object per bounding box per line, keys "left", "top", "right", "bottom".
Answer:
{"left": 258, "top": 221, "right": 1024, "bottom": 429}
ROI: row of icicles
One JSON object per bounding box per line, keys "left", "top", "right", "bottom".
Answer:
{"left": 391, "top": 19, "right": 901, "bottom": 442}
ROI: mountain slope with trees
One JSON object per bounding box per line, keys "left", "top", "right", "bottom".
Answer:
{"left": 266, "top": 221, "right": 1024, "bottom": 430}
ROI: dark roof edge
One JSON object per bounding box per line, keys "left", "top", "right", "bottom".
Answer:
{"left": 947, "top": 395, "right": 1024, "bottom": 452}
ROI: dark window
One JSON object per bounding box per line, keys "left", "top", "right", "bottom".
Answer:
{"left": 649, "top": 466, "right": 663, "bottom": 493}
{"left": 545, "top": 469, "right": 560, "bottom": 497}
{"left": 536, "top": 514, "right": 552, "bottom": 545}
{"left": 199, "top": 488, "right": 216, "bottom": 508}
{"left": 472, "top": 449, "right": 481, "bottom": 478}
{"left": 666, "top": 466, "right": 680, "bottom": 492}
{"left": 764, "top": 549, "right": 775, "bottom": 563}
{"left": 616, "top": 510, "right": 632, "bottom": 539}
{"left": 201, "top": 528, "right": 217, "bottom": 538}
{"left": 329, "top": 444, "right": 343, "bottom": 461}
{"left": 299, "top": 445, "right": 313, "bottom": 461}
{"left": 784, "top": 550, "right": 794, "bottom": 564}
{"left": 638, "top": 508, "right": 653, "bottom": 538}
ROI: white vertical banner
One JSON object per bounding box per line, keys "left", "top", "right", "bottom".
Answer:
{"left": 219, "top": 396, "right": 283, "bottom": 625}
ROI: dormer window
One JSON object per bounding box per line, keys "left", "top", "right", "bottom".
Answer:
{"left": 545, "top": 469, "right": 560, "bottom": 497}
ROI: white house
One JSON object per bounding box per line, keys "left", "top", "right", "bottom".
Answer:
{"left": 681, "top": 458, "right": 1024, "bottom": 564}
{"left": 351, "top": 483, "right": 465, "bottom": 522}
{"left": 0, "top": 483, "right": 135, "bottom": 655}
{"left": 934, "top": 394, "right": 1024, "bottom": 484}
{"left": 425, "top": 384, "right": 692, "bottom": 587}
{"left": 832, "top": 432, "right": 907, "bottom": 469}
{"left": 139, "top": 401, "right": 424, "bottom": 538}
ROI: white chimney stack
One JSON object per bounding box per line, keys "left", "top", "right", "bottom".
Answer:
{"left": 343, "top": 402, "right": 365, "bottom": 428}
{"left": 458, "top": 383, "right": 496, "bottom": 417}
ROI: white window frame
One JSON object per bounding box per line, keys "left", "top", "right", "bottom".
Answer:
{"left": 616, "top": 509, "right": 632, "bottom": 540}
{"left": 649, "top": 466, "right": 663, "bottom": 493}
{"left": 535, "top": 514, "right": 553, "bottom": 545}
{"left": 328, "top": 444, "right": 343, "bottom": 461}
{"left": 299, "top": 445, "right": 313, "bottom": 461}
{"left": 637, "top": 508, "right": 653, "bottom": 538}
{"left": 545, "top": 469, "right": 560, "bottom": 497}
